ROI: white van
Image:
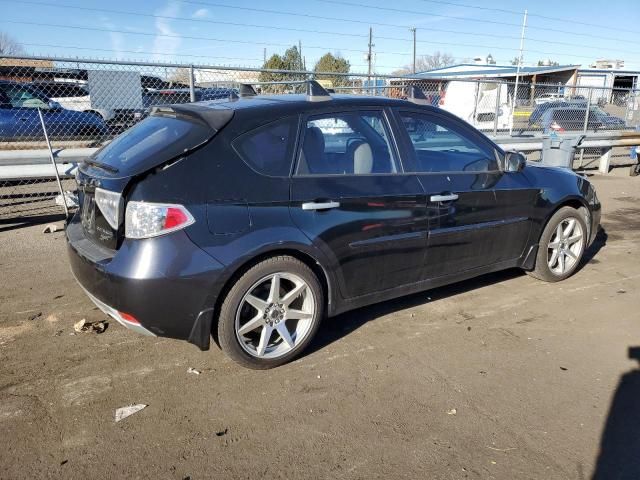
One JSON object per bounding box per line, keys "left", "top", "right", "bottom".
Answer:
{"left": 438, "top": 81, "right": 513, "bottom": 132}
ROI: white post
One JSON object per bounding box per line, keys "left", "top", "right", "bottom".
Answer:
{"left": 38, "top": 108, "right": 69, "bottom": 218}
{"left": 510, "top": 9, "right": 528, "bottom": 136}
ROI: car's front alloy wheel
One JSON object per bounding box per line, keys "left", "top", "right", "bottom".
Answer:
{"left": 218, "top": 256, "right": 323, "bottom": 369}
{"left": 528, "top": 206, "right": 588, "bottom": 282}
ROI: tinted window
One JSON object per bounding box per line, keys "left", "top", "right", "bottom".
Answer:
{"left": 91, "top": 115, "right": 213, "bottom": 174}
{"left": 1, "top": 85, "right": 48, "bottom": 109}
{"left": 233, "top": 117, "right": 298, "bottom": 176}
{"left": 296, "top": 111, "right": 397, "bottom": 175}
{"left": 399, "top": 112, "right": 498, "bottom": 173}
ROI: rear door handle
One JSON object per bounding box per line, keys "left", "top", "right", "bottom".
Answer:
{"left": 302, "top": 201, "right": 341, "bottom": 211}
{"left": 430, "top": 193, "right": 459, "bottom": 202}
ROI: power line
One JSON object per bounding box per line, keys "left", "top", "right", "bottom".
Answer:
{"left": 0, "top": 19, "right": 411, "bottom": 56}
{"left": 4, "top": 0, "right": 632, "bottom": 52}
{"left": 413, "top": 0, "right": 638, "bottom": 34}
{"left": 315, "top": 0, "right": 636, "bottom": 43}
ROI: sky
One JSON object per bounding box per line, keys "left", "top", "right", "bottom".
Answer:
{"left": 1, "top": 0, "right": 639, "bottom": 74}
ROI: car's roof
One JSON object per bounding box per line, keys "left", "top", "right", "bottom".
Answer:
{"left": 166, "top": 93, "right": 432, "bottom": 123}
{"left": 152, "top": 93, "right": 438, "bottom": 131}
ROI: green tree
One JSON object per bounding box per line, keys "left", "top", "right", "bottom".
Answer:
{"left": 313, "top": 53, "right": 350, "bottom": 87}
{"left": 258, "top": 54, "right": 288, "bottom": 93}
{"left": 258, "top": 46, "right": 304, "bottom": 93}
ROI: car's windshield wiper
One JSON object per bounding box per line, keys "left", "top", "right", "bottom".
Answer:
{"left": 84, "top": 158, "right": 119, "bottom": 174}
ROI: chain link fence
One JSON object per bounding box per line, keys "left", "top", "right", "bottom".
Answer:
{"left": 1, "top": 55, "right": 639, "bottom": 220}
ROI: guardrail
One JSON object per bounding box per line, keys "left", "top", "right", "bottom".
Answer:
{"left": 1, "top": 131, "right": 637, "bottom": 181}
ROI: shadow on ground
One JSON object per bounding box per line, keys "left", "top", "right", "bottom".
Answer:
{"left": 0, "top": 213, "right": 67, "bottom": 233}
{"left": 592, "top": 346, "right": 640, "bottom": 480}
{"left": 308, "top": 227, "right": 608, "bottom": 357}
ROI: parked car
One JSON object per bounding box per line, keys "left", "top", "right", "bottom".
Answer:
{"left": 534, "top": 93, "right": 564, "bottom": 106}
{"left": 541, "top": 106, "right": 626, "bottom": 133}
{"left": 31, "top": 81, "right": 144, "bottom": 132}
{"left": 529, "top": 99, "right": 587, "bottom": 127}
{"left": 0, "top": 80, "right": 108, "bottom": 140}
{"left": 67, "top": 82, "right": 601, "bottom": 369}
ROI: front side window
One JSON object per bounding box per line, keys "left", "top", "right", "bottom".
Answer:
{"left": 296, "top": 111, "right": 397, "bottom": 175}
{"left": 3, "top": 85, "right": 49, "bottom": 109}
{"left": 398, "top": 111, "right": 499, "bottom": 173}
{"left": 233, "top": 116, "right": 298, "bottom": 177}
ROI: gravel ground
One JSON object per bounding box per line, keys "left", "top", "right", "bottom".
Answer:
{"left": 0, "top": 168, "right": 639, "bottom": 479}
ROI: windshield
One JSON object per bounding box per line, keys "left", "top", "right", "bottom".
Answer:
{"left": 89, "top": 115, "right": 213, "bottom": 175}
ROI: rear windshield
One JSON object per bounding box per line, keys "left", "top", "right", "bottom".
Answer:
{"left": 90, "top": 115, "right": 213, "bottom": 175}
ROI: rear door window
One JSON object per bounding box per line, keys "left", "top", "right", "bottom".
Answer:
{"left": 232, "top": 116, "right": 298, "bottom": 177}
{"left": 296, "top": 110, "right": 398, "bottom": 175}
{"left": 90, "top": 115, "right": 214, "bottom": 175}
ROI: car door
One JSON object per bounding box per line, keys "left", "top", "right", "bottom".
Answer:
{"left": 0, "top": 83, "right": 55, "bottom": 139}
{"left": 393, "top": 108, "right": 535, "bottom": 279}
{"left": 289, "top": 108, "right": 427, "bottom": 299}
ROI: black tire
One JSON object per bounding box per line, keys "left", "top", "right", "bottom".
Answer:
{"left": 527, "top": 206, "right": 588, "bottom": 282}
{"left": 218, "top": 256, "right": 324, "bottom": 369}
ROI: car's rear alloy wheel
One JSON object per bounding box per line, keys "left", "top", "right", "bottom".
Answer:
{"left": 218, "top": 256, "right": 323, "bottom": 369}
{"left": 528, "top": 206, "right": 588, "bottom": 282}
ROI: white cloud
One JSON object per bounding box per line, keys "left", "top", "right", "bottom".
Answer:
{"left": 102, "top": 18, "right": 125, "bottom": 59}
{"left": 192, "top": 8, "right": 209, "bottom": 18}
{"left": 152, "top": 1, "right": 182, "bottom": 61}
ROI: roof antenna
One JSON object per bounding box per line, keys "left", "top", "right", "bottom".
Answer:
{"left": 306, "top": 80, "right": 331, "bottom": 102}
{"left": 239, "top": 84, "right": 257, "bottom": 97}
{"left": 407, "top": 85, "right": 430, "bottom": 105}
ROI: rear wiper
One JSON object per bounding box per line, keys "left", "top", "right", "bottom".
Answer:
{"left": 84, "top": 158, "right": 119, "bottom": 174}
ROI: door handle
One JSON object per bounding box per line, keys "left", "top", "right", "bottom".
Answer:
{"left": 302, "top": 201, "right": 341, "bottom": 211}
{"left": 430, "top": 193, "right": 459, "bottom": 202}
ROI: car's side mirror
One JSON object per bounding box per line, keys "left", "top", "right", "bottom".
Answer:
{"left": 48, "top": 101, "right": 62, "bottom": 110}
{"left": 504, "top": 151, "right": 526, "bottom": 172}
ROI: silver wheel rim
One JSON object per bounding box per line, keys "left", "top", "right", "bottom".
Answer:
{"left": 547, "top": 217, "right": 585, "bottom": 275}
{"left": 235, "top": 272, "right": 315, "bottom": 359}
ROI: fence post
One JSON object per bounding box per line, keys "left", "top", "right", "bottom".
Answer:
{"left": 189, "top": 65, "right": 196, "bottom": 102}
{"left": 38, "top": 108, "right": 68, "bottom": 218}
{"left": 493, "top": 82, "right": 501, "bottom": 136}
{"left": 578, "top": 89, "right": 593, "bottom": 168}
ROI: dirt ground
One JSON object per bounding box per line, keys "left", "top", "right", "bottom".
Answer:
{"left": 1, "top": 168, "right": 639, "bottom": 480}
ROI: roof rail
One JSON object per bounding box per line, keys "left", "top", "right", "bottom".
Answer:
{"left": 239, "top": 84, "right": 257, "bottom": 97}
{"left": 306, "top": 80, "right": 331, "bottom": 102}
{"left": 407, "top": 86, "right": 430, "bottom": 105}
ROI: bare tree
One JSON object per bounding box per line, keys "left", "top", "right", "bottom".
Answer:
{"left": 393, "top": 51, "right": 455, "bottom": 75}
{"left": 0, "top": 32, "right": 25, "bottom": 55}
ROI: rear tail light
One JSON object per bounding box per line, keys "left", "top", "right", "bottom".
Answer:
{"left": 125, "top": 201, "right": 195, "bottom": 239}
{"left": 95, "top": 188, "right": 122, "bottom": 229}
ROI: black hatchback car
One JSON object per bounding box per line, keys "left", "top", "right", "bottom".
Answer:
{"left": 67, "top": 82, "right": 601, "bottom": 369}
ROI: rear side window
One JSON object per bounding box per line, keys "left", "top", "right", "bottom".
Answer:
{"left": 398, "top": 111, "right": 498, "bottom": 173}
{"left": 91, "top": 115, "right": 213, "bottom": 174}
{"left": 296, "top": 111, "right": 397, "bottom": 175}
{"left": 233, "top": 117, "right": 298, "bottom": 177}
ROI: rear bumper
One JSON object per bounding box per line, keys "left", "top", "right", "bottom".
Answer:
{"left": 66, "top": 217, "right": 225, "bottom": 349}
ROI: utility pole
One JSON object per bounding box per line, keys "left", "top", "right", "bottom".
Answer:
{"left": 409, "top": 27, "right": 417, "bottom": 74}
{"left": 298, "top": 40, "right": 303, "bottom": 71}
{"left": 367, "top": 27, "right": 374, "bottom": 89}
{"left": 510, "top": 9, "right": 527, "bottom": 136}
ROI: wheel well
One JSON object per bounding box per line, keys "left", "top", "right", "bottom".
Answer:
{"left": 547, "top": 199, "right": 591, "bottom": 239}
{"left": 209, "top": 249, "right": 331, "bottom": 345}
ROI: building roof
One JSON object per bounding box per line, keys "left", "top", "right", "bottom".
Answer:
{"left": 413, "top": 63, "right": 580, "bottom": 79}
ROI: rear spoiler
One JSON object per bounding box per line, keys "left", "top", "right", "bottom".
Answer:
{"left": 151, "top": 104, "right": 234, "bottom": 131}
